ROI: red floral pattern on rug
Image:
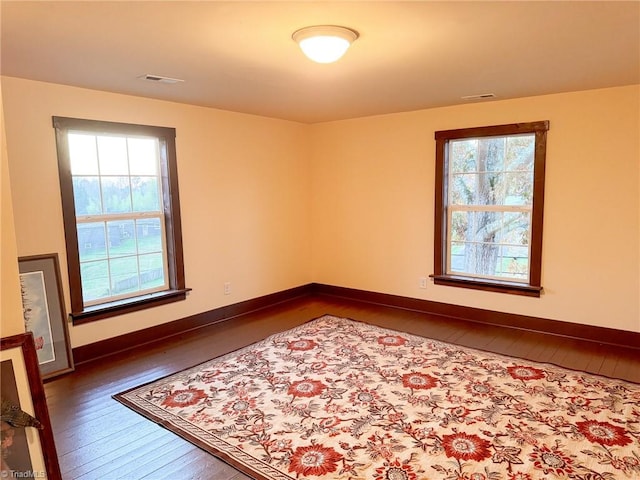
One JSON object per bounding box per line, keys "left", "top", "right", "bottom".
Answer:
{"left": 116, "top": 315, "right": 640, "bottom": 479}
{"left": 288, "top": 445, "right": 343, "bottom": 477}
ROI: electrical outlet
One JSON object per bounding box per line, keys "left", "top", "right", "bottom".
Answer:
{"left": 224, "top": 282, "right": 231, "bottom": 295}
{"left": 419, "top": 276, "right": 428, "bottom": 289}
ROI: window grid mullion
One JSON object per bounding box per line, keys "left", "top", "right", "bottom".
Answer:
{"left": 104, "top": 220, "right": 113, "bottom": 299}
{"left": 133, "top": 219, "right": 141, "bottom": 292}
{"left": 76, "top": 212, "right": 164, "bottom": 223}
{"left": 95, "top": 135, "right": 106, "bottom": 214}
{"left": 448, "top": 205, "right": 532, "bottom": 213}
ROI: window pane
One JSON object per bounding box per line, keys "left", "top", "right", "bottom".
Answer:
{"left": 81, "top": 260, "right": 110, "bottom": 302}
{"left": 450, "top": 211, "right": 469, "bottom": 242}
{"left": 107, "top": 220, "right": 136, "bottom": 257}
{"left": 450, "top": 241, "right": 466, "bottom": 273}
{"left": 448, "top": 210, "right": 532, "bottom": 279}
{"left": 101, "top": 176, "right": 132, "bottom": 213}
{"left": 139, "top": 253, "right": 166, "bottom": 290}
{"left": 77, "top": 222, "right": 107, "bottom": 261}
{"left": 450, "top": 135, "right": 534, "bottom": 208}
{"left": 502, "top": 212, "right": 531, "bottom": 245}
{"left": 72, "top": 176, "right": 102, "bottom": 215}
{"left": 452, "top": 241, "right": 502, "bottom": 277}
{"left": 471, "top": 211, "right": 501, "bottom": 244}
{"left": 128, "top": 138, "right": 158, "bottom": 175}
{"left": 97, "top": 136, "right": 129, "bottom": 175}
{"left": 450, "top": 174, "right": 477, "bottom": 205}
{"left": 110, "top": 256, "right": 139, "bottom": 295}
{"left": 450, "top": 139, "right": 477, "bottom": 173}
{"left": 504, "top": 172, "right": 533, "bottom": 206}
{"left": 477, "top": 172, "right": 505, "bottom": 206}
{"left": 451, "top": 172, "right": 525, "bottom": 207}
{"left": 477, "top": 137, "right": 505, "bottom": 172}
{"left": 505, "top": 134, "right": 535, "bottom": 171}
{"left": 448, "top": 210, "right": 502, "bottom": 277}
{"left": 451, "top": 211, "right": 478, "bottom": 242}
{"left": 69, "top": 133, "right": 99, "bottom": 175}
{"left": 499, "top": 246, "right": 529, "bottom": 279}
{"left": 131, "top": 177, "right": 161, "bottom": 212}
{"left": 137, "top": 218, "right": 163, "bottom": 253}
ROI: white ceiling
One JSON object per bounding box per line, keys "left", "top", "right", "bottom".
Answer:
{"left": 1, "top": 1, "right": 639, "bottom": 124}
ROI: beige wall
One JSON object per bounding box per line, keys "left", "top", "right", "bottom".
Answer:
{"left": 2, "top": 77, "right": 638, "bottom": 348}
{"left": 310, "top": 85, "right": 640, "bottom": 333}
{"left": 1, "top": 77, "right": 311, "bottom": 347}
{"left": 0, "top": 82, "right": 25, "bottom": 336}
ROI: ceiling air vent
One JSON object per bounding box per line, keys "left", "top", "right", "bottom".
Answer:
{"left": 461, "top": 93, "right": 496, "bottom": 100}
{"left": 139, "top": 74, "right": 184, "bottom": 84}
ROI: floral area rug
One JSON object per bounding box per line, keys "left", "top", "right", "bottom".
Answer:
{"left": 114, "top": 315, "right": 640, "bottom": 480}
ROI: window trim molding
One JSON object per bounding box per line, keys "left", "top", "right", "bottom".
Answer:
{"left": 53, "top": 116, "right": 188, "bottom": 323}
{"left": 432, "top": 121, "right": 549, "bottom": 297}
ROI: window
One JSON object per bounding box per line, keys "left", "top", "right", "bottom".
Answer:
{"left": 53, "top": 117, "right": 188, "bottom": 323}
{"left": 432, "top": 121, "right": 549, "bottom": 297}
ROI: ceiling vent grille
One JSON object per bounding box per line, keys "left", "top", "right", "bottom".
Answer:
{"left": 139, "top": 74, "right": 184, "bottom": 84}
{"left": 461, "top": 93, "right": 496, "bottom": 100}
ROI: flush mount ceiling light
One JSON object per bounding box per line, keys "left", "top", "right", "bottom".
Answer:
{"left": 292, "top": 25, "right": 359, "bottom": 64}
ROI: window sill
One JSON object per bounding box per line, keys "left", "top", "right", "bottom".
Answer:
{"left": 430, "top": 275, "right": 542, "bottom": 297}
{"left": 70, "top": 288, "right": 191, "bottom": 325}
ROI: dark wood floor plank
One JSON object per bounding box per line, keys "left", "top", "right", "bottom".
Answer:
{"left": 443, "top": 326, "right": 494, "bottom": 351}
{"left": 556, "top": 343, "right": 603, "bottom": 374}
{"left": 583, "top": 346, "right": 607, "bottom": 376}
{"left": 481, "top": 328, "right": 527, "bottom": 357}
{"left": 597, "top": 354, "right": 621, "bottom": 378}
{"left": 61, "top": 423, "right": 168, "bottom": 477}
{"left": 509, "top": 333, "right": 551, "bottom": 363}
{"left": 45, "top": 296, "right": 639, "bottom": 479}
{"left": 141, "top": 449, "right": 253, "bottom": 480}
{"left": 54, "top": 411, "right": 149, "bottom": 457}
{"left": 518, "top": 334, "right": 565, "bottom": 366}
{"left": 48, "top": 399, "right": 122, "bottom": 436}
{"left": 612, "top": 352, "right": 640, "bottom": 383}
{"left": 77, "top": 437, "right": 195, "bottom": 480}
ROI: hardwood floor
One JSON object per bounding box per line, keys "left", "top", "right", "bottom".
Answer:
{"left": 45, "top": 295, "right": 640, "bottom": 479}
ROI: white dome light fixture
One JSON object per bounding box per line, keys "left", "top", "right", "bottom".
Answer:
{"left": 292, "top": 25, "right": 359, "bottom": 64}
